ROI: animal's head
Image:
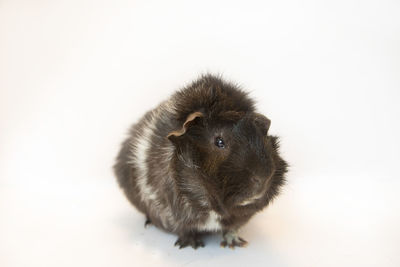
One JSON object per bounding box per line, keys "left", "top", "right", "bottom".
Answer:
{"left": 167, "top": 110, "right": 285, "bottom": 210}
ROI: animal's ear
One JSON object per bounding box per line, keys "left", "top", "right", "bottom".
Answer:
{"left": 253, "top": 113, "right": 271, "bottom": 135}
{"left": 167, "top": 111, "right": 204, "bottom": 139}
{"left": 218, "top": 111, "right": 246, "bottom": 122}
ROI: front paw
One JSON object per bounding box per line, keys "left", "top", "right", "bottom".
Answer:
{"left": 174, "top": 234, "right": 205, "bottom": 249}
{"left": 220, "top": 230, "right": 248, "bottom": 249}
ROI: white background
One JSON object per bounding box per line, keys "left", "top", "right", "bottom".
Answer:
{"left": 1, "top": 0, "right": 399, "bottom": 266}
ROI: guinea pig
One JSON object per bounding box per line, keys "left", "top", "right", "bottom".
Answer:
{"left": 113, "top": 74, "right": 288, "bottom": 249}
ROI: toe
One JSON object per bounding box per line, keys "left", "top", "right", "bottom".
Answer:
{"left": 175, "top": 236, "right": 205, "bottom": 249}
{"left": 144, "top": 217, "right": 151, "bottom": 228}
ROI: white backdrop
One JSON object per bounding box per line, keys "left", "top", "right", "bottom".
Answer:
{"left": 1, "top": 1, "right": 399, "bottom": 266}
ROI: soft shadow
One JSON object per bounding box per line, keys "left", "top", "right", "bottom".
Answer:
{"left": 115, "top": 210, "right": 289, "bottom": 267}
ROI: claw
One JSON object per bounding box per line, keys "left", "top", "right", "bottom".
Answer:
{"left": 174, "top": 234, "right": 205, "bottom": 249}
{"left": 144, "top": 217, "right": 151, "bottom": 228}
{"left": 220, "top": 241, "right": 227, "bottom": 248}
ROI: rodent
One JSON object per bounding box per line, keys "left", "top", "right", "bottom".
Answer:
{"left": 113, "top": 74, "right": 288, "bottom": 249}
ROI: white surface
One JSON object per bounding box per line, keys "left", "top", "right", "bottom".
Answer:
{"left": 1, "top": 0, "right": 400, "bottom": 266}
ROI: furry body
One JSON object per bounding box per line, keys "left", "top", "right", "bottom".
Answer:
{"left": 114, "top": 75, "right": 288, "bottom": 248}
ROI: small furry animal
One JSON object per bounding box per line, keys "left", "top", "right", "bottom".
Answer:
{"left": 114, "top": 74, "right": 288, "bottom": 249}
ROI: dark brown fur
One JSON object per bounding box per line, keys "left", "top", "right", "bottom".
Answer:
{"left": 114, "top": 74, "right": 288, "bottom": 249}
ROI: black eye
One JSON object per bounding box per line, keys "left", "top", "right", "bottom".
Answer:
{"left": 214, "top": 136, "right": 225, "bottom": 148}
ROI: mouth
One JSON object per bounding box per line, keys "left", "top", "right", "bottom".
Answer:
{"left": 237, "top": 191, "right": 265, "bottom": 206}
{"left": 238, "top": 170, "right": 276, "bottom": 206}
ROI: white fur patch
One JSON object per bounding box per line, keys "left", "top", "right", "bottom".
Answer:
{"left": 128, "top": 100, "right": 176, "bottom": 205}
{"left": 129, "top": 112, "right": 159, "bottom": 202}
{"left": 197, "top": 211, "right": 221, "bottom": 232}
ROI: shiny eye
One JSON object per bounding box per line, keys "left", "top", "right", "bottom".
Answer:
{"left": 214, "top": 136, "right": 225, "bottom": 148}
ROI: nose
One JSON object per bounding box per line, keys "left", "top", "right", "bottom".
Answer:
{"left": 248, "top": 153, "right": 274, "bottom": 179}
